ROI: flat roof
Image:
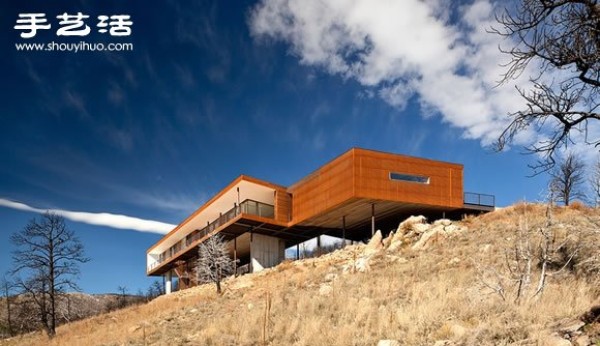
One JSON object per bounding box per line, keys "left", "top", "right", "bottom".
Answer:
{"left": 288, "top": 147, "right": 463, "bottom": 191}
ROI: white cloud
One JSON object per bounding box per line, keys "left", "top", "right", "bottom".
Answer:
{"left": 249, "top": 0, "right": 536, "bottom": 147}
{"left": 0, "top": 198, "right": 175, "bottom": 234}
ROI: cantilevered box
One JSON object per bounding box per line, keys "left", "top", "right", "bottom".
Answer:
{"left": 147, "top": 148, "right": 493, "bottom": 292}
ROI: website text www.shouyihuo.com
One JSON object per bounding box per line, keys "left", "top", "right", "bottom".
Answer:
{"left": 15, "top": 41, "right": 133, "bottom": 53}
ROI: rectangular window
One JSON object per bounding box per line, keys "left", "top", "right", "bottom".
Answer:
{"left": 389, "top": 172, "right": 430, "bottom": 184}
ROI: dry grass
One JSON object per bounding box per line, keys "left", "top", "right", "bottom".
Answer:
{"left": 1, "top": 204, "right": 599, "bottom": 346}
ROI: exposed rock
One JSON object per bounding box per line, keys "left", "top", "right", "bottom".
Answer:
{"left": 410, "top": 221, "right": 467, "bottom": 251}
{"left": 323, "top": 273, "right": 338, "bottom": 282}
{"left": 447, "top": 322, "right": 468, "bottom": 339}
{"left": 480, "top": 244, "right": 492, "bottom": 253}
{"left": 559, "top": 320, "right": 585, "bottom": 334}
{"left": 434, "top": 219, "right": 453, "bottom": 226}
{"left": 364, "top": 230, "right": 383, "bottom": 255}
{"left": 377, "top": 340, "right": 401, "bottom": 346}
{"left": 387, "top": 238, "right": 403, "bottom": 252}
{"left": 398, "top": 215, "right": 427, "bottom": 230}
{"left": 448, "top": 257, "right": 461, "bottom": 266}
{"left": 355, "top": 256, "right": 371, "bottom": 272}
{"left": 412, "top": 229, "right": 439, "bottom": 250}
{"left": 543, "top": 335, "right": 572, "bottom": 346}
{"left": 442, "top": 224, "right": 463, "bottom": 235}
{"left": 411, "top": 223, "right": 433, "bottom": 235}
{"left": 573, "top": 335, "right": 591, "bottom": 346}
{"left": 319, "top": 284, "right": 333, "bottom": 296}
{"left": 382, "top": 231, "right": 394, "bottom": 249}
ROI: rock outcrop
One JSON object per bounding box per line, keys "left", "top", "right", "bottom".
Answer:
{"left": 340, "top": 215, "right": 467, "bottom": 274}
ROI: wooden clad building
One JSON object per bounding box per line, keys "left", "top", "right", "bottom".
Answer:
{"left": 146, "top": 148, "right": 493, "bottom": 293}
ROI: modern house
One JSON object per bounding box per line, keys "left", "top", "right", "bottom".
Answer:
{"left": 146, "top": 148, "right": 494, "bottom": 293}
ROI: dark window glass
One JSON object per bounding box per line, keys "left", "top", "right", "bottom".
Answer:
{"left": 389, "top": 172, "right": 429, "bottom": 184}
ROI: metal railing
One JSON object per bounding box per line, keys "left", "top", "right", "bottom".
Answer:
{"left": 148, "top": 199, "right": 274, "bottom": 272}
{"left": 464, "top": 192, "right": 495, "bottom": 207}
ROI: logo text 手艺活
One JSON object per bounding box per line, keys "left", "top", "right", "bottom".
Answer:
{"left": 14, "top": 12, "right": 132, "bottom": 38}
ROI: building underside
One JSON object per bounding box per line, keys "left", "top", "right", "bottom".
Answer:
{"left": 146, "top": 148, "right": 495, "bottom": 293}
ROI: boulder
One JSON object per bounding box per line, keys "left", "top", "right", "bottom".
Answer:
{"left": 387, "top": 239, "right": 403, "bottom": 252}
{"left": 559, "top": 320, "right": 585, "bottom": 334}
{"left": 364, "top": 230, "right": 383, "bottom": 255}
{"left": 382, "top": 231, "right": 394, "bottom": 249}
{"left": 355, "top": 256, "right": 371, "bottom": 272}
{"left": 448, "top": 257, "right": 461, "bottom": 266}
{"left": 573, "top": 335, "right": 591, "bottom": 346}
{"left": 319, "top": 284, "right": 333, "bottom": 296}
{"left": 411, "top": 223, "right": 432, "bottom": 235}
{"left": 543, "top": 335, "right": 572, "bottom": 346}
{"left": 447, "top": 323, "right": 467, "bottom": 339}
{"left": 323, "top": 273, "right": 338, "bottom": 282}
{"left": 396, "top": 215, "right": 427, "bottom": 238}
{"left": 434, "top": 219, "right": 453, "bottom": 226}
{"left": 377, "top": 340, "right": 401, "bottom": 346}
{"left": 398, "top": 215, "right": 427, "bottom": 229}
{"left": 412, "top": 229, "right": 444, "bottom": 250}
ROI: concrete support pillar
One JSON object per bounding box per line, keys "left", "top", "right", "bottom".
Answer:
{"left": 249, "top": 231, "right": 253, "bottom": 273}
{"left": 165, "top": 271, "right": 172, "bottom": 295}
{"left": 233, "top": 237, "right": 237, "bottom": 277}
{"left": 371, "top": 203, "right": 376, "bottom": 236}
{"left": 250, "top": 233, "right": 285, "bottom": 272}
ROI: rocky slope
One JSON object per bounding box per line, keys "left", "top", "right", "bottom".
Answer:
{"left": 1, "top": 203, "right": 599, "bottom": 346}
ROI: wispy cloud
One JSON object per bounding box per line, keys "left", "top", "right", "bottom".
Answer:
{"left": 248, "top": 0, "right": 535, "bottom": 147}
{"left": 0, "top": 198, "right": 175, "bottom": 234}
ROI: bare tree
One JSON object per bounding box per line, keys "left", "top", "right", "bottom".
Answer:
{"left": 145, "top": 280, "right": 164, "bottom": 301}
{"left": 493, "top": 0, "right": 600, "bottom": 172}
{"left": 195, "top": 235, "right": 234, "bottom": 294}
{"left": 590, "top": 156, "right": 600, "bottom": 206}
{"left": 549, "top": 152, "right": 587, "bottom": 205}
{"left": 10, "top": 213, "right": 89, "bottom": 337}
{"left": 477, "top": 203, "right": 580, "bottom": 304}
{"left": 117, "top": 286, "right": 128, "bottom": 309}
{"left": 1, "top": 276, "right": 14, "bottom": 337}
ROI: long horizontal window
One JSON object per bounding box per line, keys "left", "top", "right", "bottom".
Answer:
{"left": 389, "top": 172, "right": 430, "bottom": 184}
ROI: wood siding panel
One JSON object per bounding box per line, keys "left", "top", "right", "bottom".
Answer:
{"left": 274, "top": 188, "right": 292, "bottom": 223}
{"left": 353, "top": 149, "right": 463, "bottom": 208}
{"left": 288, "top": 151, "right": 355, "bottom": 224}
{"left": 289, "top": 148, "right": 464, "bottom": 224}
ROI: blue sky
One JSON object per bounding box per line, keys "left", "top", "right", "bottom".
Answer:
{"left": 0, "top": 0, "right": 552, "bottom": 294}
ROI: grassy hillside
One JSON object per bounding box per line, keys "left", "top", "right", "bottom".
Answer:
{"left": 0, "top": 292, "right": 147, "bottom": 338}
{"left": 1, "top": 203, "right": 599, "bottom": 346}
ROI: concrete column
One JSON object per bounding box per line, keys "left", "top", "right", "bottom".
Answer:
{"left": 165, "top": 271, "right": 172, "bottom": 295}
{"left": 233, "top": 237, "right": 237, "bottom": 277}
{"left": 250, "top": 233, "right": 285, "bottom": 272}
